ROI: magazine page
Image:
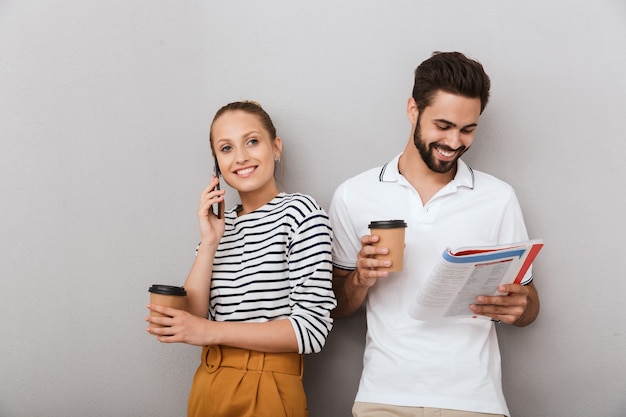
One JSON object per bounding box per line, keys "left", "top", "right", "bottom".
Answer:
{"left": 408, "top": 239, "right": 544, "bottom": 321}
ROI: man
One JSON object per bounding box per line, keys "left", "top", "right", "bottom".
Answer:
{"left": 329, "top": 51, "right": 539, "bottom": 417}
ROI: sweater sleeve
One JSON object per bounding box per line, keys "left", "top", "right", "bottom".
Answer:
{"left": 286, "top": 203, "right": 337, "bottom": 354}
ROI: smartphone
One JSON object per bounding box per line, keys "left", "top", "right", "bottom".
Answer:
{"left": 213, "top": 157, "right": 223, "bottom": 219}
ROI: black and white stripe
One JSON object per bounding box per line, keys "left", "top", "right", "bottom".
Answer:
{"left": 209, "top": 193, "right": 336, "bottom": 354}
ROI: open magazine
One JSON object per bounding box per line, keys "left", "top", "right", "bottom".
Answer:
{"left": 408, "top": 239, "right": 544, "bottom": 321}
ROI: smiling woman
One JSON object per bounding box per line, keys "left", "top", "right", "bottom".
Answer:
{"left": 210, "top": 102, "right": 283, "bottom": 212}
{"left": 145, "top": 100, "right": 336, "bottom": 417}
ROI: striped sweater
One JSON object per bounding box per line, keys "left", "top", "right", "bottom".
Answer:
{"left": 208, "top": 193, "right": 336, "bottom": 354}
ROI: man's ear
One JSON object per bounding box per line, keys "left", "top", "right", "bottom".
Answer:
{"left": 407, "top": 97, "right": 419, "bottom": 124}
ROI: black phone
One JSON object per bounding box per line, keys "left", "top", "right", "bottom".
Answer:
{"left": 213, "top": 157, "right": 222, "bottom": 219}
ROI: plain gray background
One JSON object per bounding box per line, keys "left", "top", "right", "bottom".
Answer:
{"left": 1, "top": 1, "right": 625, "bottom": 416}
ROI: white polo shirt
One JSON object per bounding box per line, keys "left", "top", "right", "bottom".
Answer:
{"left": 329, "top": 154, "right": 531, "bottom": 416}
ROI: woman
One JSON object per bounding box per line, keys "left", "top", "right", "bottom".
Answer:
{"left": 147, "top": 101, "right": 336, "bottom": 417}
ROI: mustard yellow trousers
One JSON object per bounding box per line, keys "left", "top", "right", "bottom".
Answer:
{"left": 188, "top": 345, "right": 308, "bottom": 417}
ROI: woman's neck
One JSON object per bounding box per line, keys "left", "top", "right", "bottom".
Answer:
{"left": 237, "top": 184, "right": 280, "bottom": 216}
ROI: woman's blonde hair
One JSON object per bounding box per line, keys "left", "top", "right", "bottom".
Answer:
{"left": 209, "top": 100, "right": 277, "bottom": 154}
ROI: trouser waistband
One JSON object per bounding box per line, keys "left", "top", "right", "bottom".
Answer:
{"left": 201, "top": 345, "right": 303, "bottom": 376}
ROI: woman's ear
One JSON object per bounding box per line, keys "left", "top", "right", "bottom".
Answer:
{"left": 274, "top": 137, "right": 283, "bottom": 161}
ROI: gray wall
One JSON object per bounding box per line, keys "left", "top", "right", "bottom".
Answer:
{"left": 1, "top": 1, "right": 625, "bottom": 416}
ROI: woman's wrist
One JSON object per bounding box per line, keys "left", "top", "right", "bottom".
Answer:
{"left": 195, "top": 239, "right": 219, "bottom": 253}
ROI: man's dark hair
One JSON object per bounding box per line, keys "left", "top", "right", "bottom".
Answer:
{"left": 412, "top": 51, "right": 491, "bottom": 114}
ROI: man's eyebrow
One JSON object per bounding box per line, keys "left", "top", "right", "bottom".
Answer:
{"left": 433, "top": 119, "right": 478, "bottom": 129}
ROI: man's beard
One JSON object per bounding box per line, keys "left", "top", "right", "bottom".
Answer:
{"left": 413, "top": 121, "right": 467, "bottom": 174}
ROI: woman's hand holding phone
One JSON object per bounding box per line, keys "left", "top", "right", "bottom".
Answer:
{"left": 197, "top": 176, "right": 225, "bottom": 246}
{"left": 213, "top": 157, "right": 223, "bottom": 219}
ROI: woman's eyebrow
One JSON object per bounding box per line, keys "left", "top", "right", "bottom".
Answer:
{"left": 215, "top": 130, "right": 262, "bottom": 143}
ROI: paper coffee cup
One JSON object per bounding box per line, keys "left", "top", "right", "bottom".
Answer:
{"left": 148, "top": 284, "right": 187, "bottom": 327}
{"left": 368, "top": 220, "right": 407, "bottom": 272}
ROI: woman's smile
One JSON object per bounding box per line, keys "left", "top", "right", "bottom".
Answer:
{"left": 234, "top": 166, "right": 257, "bottom": 177}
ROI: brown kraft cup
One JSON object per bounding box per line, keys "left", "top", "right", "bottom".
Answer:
{"left": 368, "top": 220, "right": 408, "bottom": 272}
{"left": 148, "top": 284, "right": 187, "bottom": 327}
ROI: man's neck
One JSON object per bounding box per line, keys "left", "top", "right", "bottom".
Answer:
{"left": 398, "top": 144, "right": 456, "bottom": 205}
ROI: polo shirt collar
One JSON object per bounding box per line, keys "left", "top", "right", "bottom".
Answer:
{"left": 378, "top": 154, "right": 403, "bottom": 182}
{"left": 379, "top": 154, "right": 475, "bottom": 189}
{"left": 451, "top": 159, "right": 475, "bottom": 189}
